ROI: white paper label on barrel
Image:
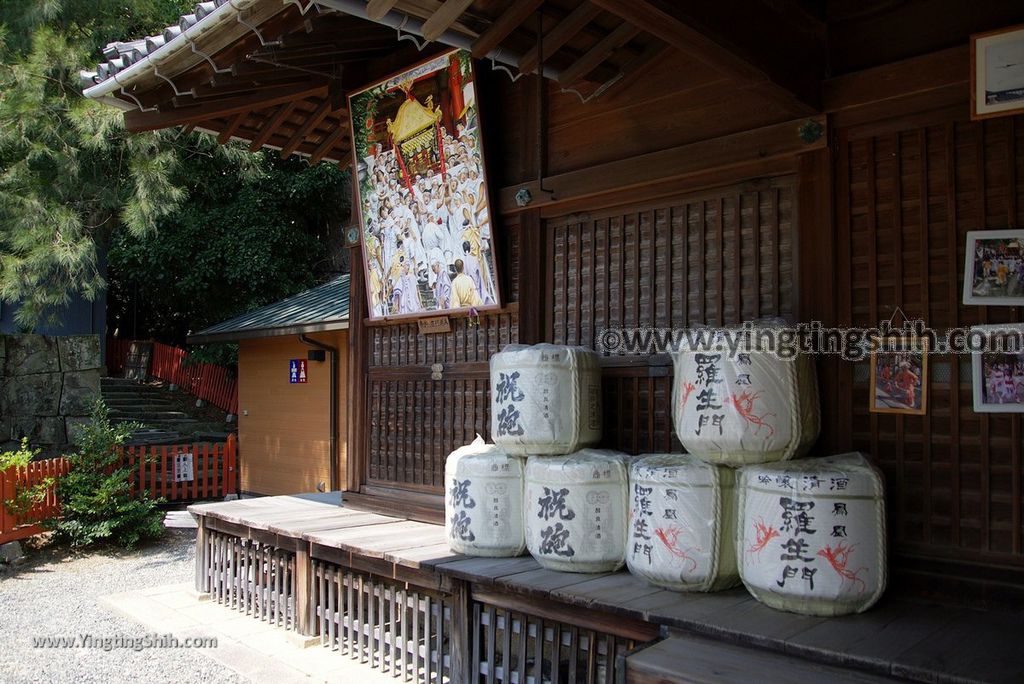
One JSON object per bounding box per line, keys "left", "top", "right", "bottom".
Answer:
{"left": 627, "top": 454, "right": 738, "bottom": 592}
{"left": 524, "top": 451, "right": 628, "bottom": 573}
{"left": 737, "top": 453, "right": 886, "bottom": 616}
{"left": 445, "top": 436, "right": 525, "bottom": 557}
{"left": 672, "top": 328, "right": 819, "bottom": 465}
{"left": 491, "top": 344, "right": 601, "bottom": 455}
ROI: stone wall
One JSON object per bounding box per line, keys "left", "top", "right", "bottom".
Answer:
{"left": 0, "top": 334, "right": 101, "bottom": 447}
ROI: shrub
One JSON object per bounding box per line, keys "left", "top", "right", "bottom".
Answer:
{"left": 50, "top": 400, "right": 164, "bottom": 549}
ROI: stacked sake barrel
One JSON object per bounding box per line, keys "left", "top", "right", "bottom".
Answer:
{"left": 626, "top": 454, "right": 739, "bottom": 591}
{"left": 444, "top": 436, "right": 525, "bottom": 557}
{"left": 671, "top": 325, "right": 819, "bottom": 465}
{"left": 735, "top": 453, "right": 887, "bottom": 616}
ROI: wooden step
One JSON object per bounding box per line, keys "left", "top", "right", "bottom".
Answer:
{"left": 626, "top": 631, "right": 898, "bottom": 684}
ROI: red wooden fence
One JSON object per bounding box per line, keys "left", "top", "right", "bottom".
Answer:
{"left": 0, "top": 435, "right": 237, "bottom": 545}
{"left": 106, "top": 339, "right": 239, "bottom": 414}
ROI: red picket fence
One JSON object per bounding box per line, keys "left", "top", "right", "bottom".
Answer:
{"left": 0, "top": 458, "right": 71, "bottom": 544}
{"left": 106, "top": 339, "right": 239, "bottom": 415}
{"left": 0, "top": 435, "right": 237, "bottom": 545}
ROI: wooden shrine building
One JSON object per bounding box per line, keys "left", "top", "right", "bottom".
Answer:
{"left": 85, "top": 1, "right": 1024, "bottom": 681}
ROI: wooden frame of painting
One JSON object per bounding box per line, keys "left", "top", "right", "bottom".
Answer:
{"left": 962, "top": 229, "right": 1024, "bottom": 306}
{"left": 971, "top": 324, "right": 1024, "bottom": 413}
{"left": 348, "top": 48, "right": 502, "bottom": 322}
{"left": 869, "top": 335, "right": 928, "bottom": 416}
{"left": 971, "top": 23, "right": 1024, "bottom": 120}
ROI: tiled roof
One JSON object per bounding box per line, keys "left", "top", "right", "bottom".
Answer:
{"left": 188, "top": 274, "right": 350, "bottom": 343}
{"left": 80, "top": 0, "right": 250, "bottom": 91}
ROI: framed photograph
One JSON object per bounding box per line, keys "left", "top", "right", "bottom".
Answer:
{"left": 348, "top": 48, "right": 501, "bottom": 321}
{"left": 962, "top": 230, "right": 1024, "bottom": 305}
{"left": 971, "top": 24, "right": 1024, "bottom": 120}
{"left": 869, "top": 336, "right": 928, "bottom": 415}
{"left": 972, "top": 325, "right": 1024, "bottom": 413}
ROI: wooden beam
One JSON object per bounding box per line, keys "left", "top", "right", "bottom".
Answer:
{"left": 471, "top": 0, "right": 545, "bottom": 59}
{"left": 249, "top": 102, "right": 297, "bottom": 152}
{"left": 823, "top": 45, "right": 968, "bottom": 113}
{"left": 518, "top": 4, "right": 600, "bottom": 74}
{"left": 421, "top": 0, "right": 475, "bottom": 42}
{"left": 309, "top": 125, "right": 348, "bottom": 164}
{"left": 216, "top": 111, "right": 248, "bottom": 144}
{"left": 558, "top": 22, "right": 640, "bottom": 86}
{"left": 498, "top": 115, "right": 827, "bottom": 215}
{"left": 365, "top": 0, "right": 399, "bottom": 21}
{"left": 280, "top": 98, "right": 338, "bottom": 159}
{"left": 589, "top": 0, "right": 818, "bottom": 113}
{"left": 125, "top": 83, "right": 326, "bottom": 132}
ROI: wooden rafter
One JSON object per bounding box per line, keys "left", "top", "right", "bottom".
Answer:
{"left": 309, "top": 126, "right": 349, "bottom": 164}
{"left": 421, "top": 0, "right": 476, "bottom": 42}
{"left": 558, "top": 22, "right": 640, "bottom": 86}
{"left": 518, "top": 4, "right": 600, "bottom": 75}
{"left": 216, "top": 111, "right": 248, "bottom": 144}
{"left": 249, "top": 102, "right": 299, "bottom": 152}
{"left": 471, "top": 0, "right": 545, "bottom": 59}
{"left": 366, "top": 0, "right": 400, "bottom": 21}
{"left": 280, "top": 99, "right": 340, "bottom": 159}
{"left": 589, "top": 0, "right": 819, "bottom": 113}
{"left": 126, "top": 83, "right": 326, "bottom": 132}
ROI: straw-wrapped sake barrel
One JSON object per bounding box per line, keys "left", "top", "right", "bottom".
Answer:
{"left": 524, "top": 450, "right": 628, "bottom": 572}
{"left": 626, "top": 454, "right": 740, "bottom": 592}
{"left": 444, "top": 436, "right": 525, "bottom": 557}
{"left": 672, "top": 324, "right": 819, "bottom": 466}
{"left": 736, "top": 453, "right": 887, "bottom": 616}
{"left": 490, "top": 344, "right": 602, "bottom": 455}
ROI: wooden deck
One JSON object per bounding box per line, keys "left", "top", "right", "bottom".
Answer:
{"left": 189, "top": 494, "right": 1024, "bottom": 684}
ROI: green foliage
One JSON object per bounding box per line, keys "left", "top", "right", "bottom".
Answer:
{"left": 0, "top": 438, "right": 49, "bottom": 518}
{"left": 107, "top": 153, "right": 349, "bottom": 343}
{"left": 50, "top": 400, "right": 164, "bottom": 549}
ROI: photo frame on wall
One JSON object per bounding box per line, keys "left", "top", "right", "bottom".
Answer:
{"left": 869, "top": 336, "right": 928, "bottom": 416}
{"left": 971, "top": 24, "right": 1024, "bottom": 120}
{"left": 962, "top": 230, "right": 1024, "bottom": 306}
{"left": 971, "top": 324, "right": 1024, "bottom": 413}
{"left": 348, "top": 49, "right": 501, "bottom": 321}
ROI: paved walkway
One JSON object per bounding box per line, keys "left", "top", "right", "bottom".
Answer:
{"left": 103, "top": 583, "right": 396, "bottom": 683}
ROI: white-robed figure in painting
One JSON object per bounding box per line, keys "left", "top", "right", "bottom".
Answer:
{"left": 352, "top": 50, "right": 500, "bottom": 318}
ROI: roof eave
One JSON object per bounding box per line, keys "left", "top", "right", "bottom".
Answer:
{"left": 187, "top": 319, "right": 350, "bottom": 344}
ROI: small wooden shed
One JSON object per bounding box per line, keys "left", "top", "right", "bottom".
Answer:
{"left": 189, "top": 275, "right": 350, "bottom": 496}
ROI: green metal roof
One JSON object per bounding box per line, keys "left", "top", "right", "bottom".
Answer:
{"left": 188, "top": 275, "right": 350, "bottom": 343}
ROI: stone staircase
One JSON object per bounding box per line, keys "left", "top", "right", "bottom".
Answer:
{"left": 100, "top": 377, "right": 198, "bottom": 444}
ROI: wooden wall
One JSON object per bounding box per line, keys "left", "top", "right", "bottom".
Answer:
{"left": 826, "top": 110, "right": 1024, "bottom": 570}
{"left": 545, "top": 179, "right": 797, "bottom": 455}
{"left": 238, "top": 331, "right": 348, "bottom": 496}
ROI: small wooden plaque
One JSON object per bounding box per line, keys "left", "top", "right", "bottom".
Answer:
{"left": 418, "top": 317, "right": 451, "bottom": 334}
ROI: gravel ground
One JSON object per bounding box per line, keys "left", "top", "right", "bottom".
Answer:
{"left": 0, "top": 530, "right": 247, "bottom": 684}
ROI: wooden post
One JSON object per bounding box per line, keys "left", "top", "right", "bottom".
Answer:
{"left": 194, "top": 516, "right": 208, "bottom": 594}
{"left": 449, "top": 579, "right": 471, "bottom": 682}
{"left": 294, "top": 541, "right": 314, "bottom": 635}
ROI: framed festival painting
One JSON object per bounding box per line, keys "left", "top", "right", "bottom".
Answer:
{"left": 348, "top": 49, "right": 501, "bottom": 321}
{"left": 971, "top": 24, "right": 1024, "bottom": 120}
{"left": 962, "top": 229, "right": 1024, "bottom": 306}
{"left": 971, "top": 324, "right": 1024, "bottom": 413}
{"left": 869, "top": 336, "right": 928, "bottom": 416}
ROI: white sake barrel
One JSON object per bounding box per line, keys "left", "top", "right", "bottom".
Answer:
{"left": 524, "top": 450, "right": 628, "bottom": 573}
{"left": 490, "top": 344, "right": 601, "bottom": 455}
{"left": 626, "top": 454, "right": 739, "bottom": 592}
{"left": 736, "top": 453, "right": 887, "bottom": 616}
{"left": 672, "top": 325, "right": 819, "bottom": 466}
{"left": 444, "top": 436, "right": 526, "bottom": 557}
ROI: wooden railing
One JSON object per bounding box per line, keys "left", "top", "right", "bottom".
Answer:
{"left": 106, "top": 338, "right": 239, "bottom": 415}
{"left": 0, "top": 435, "right": 237, "bottom": 545}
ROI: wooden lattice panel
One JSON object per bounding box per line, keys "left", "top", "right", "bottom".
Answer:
{"left": 200, "top": 530, "right": 296, "bottom": 628}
